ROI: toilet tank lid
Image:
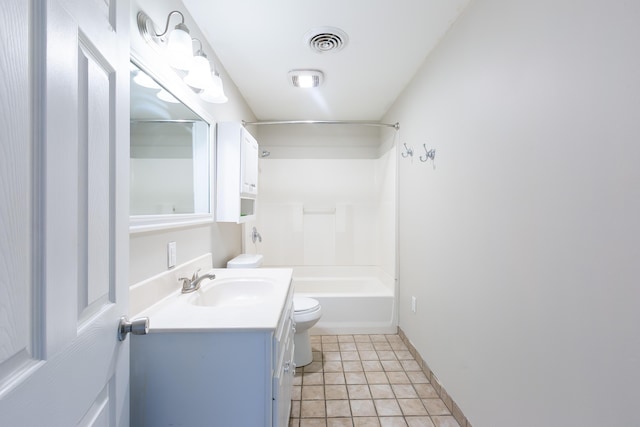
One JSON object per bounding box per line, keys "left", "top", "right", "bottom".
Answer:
{"left": 227, "top": 254, "right": 264, "bottom": 268}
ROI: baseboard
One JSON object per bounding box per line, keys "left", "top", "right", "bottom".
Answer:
{"left": 397, "top": 327, "right": 473, "bottom": 427}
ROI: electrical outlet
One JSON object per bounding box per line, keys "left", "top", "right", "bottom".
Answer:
{"left": 167, "top": 241, "right": 177, "bottom": 269}
{"left": 411, "top": 296, "right": 417, "bottom": 313}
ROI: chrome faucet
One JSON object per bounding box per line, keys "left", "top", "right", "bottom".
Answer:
{"left": 251, "top": 226, "right": 262, "bottom": 243}
{"left": 178, "top": 269, "right": 216, "bottom": 293}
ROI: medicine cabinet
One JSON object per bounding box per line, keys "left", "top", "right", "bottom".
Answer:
{"left": 216, "top": 122, "right": 259, "bottom": 222}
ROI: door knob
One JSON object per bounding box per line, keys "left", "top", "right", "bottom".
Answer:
{"left": 118, "top": 316, "right": 149, "bottom": 341}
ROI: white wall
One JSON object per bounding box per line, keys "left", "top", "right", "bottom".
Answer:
{"left": 129, "top": 0, "right": 256, "bottom": 284}
{"left": 385, "top": 0, "right": 640, "bottom": 426}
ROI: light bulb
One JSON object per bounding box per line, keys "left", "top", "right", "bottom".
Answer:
{"left": 184, "top": 54, "right": 213, "bottom": 89}
{"left": 166, "top": 24, "right": 193, "bottom": 70}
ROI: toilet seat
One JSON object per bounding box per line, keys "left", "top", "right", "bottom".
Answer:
{"left": 294, "top": 297, "right": 320, "bottom": 315}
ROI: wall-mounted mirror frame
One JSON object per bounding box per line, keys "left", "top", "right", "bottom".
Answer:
{"left": 129, "top": 54, "right": 215, "bottom": 233}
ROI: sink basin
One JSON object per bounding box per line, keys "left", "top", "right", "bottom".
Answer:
{"left": 186, "top": 278, "right": 277, "bottom": 308}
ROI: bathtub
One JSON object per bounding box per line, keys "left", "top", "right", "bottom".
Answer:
{"left": 288, "top": 266, "right": 397, "bottom": 335}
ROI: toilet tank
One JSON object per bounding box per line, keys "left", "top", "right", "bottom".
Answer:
{"left": 226, "top": 254, "right": 264, "bottom": 268}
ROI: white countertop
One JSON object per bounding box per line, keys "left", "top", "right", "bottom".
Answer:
{"left": 138, "top": 268, "right": 293, "bottom": 333}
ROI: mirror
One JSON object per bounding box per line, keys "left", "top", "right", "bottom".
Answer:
{"left": 129, "top": 62, "right": 213, "bottom": 232}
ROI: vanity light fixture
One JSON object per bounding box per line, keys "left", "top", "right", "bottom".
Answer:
{"left": 200, "top": 71, "right": 228, "bottom": 103}
{"left": 137, "top": 9, "right": 228, "bottom": 103}
{"left": 132, "top": 69, "right": 161, "bottom": 89}
{"left": 183, "top": 39, "right": 213, "bottom": 89}
{"left": 137, "top": 10, "right": 192, "bottom": 70}
{"left": 288, "top": 69, "right": 324, "bottom": 88}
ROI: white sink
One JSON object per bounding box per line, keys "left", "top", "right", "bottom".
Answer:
{"left": 187, "top": 278, "right": 277, "bottom": 308}
{"left": 135, "top": 268, "right": 293, "bottom": 332}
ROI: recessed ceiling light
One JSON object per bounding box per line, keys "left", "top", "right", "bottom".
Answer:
{"left": 288, "top": 69, "right": 324, "bottom": 88}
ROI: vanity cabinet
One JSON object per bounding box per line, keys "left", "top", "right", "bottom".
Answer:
{"left": 130, "top": 283, "right": 295, "bottom": 427}
{"left": 216, "top": 122, "right": 259, "bottom": 222}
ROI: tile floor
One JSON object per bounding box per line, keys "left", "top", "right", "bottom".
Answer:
{"left": 289, "top": 334, "right": 461, "bottom": 427}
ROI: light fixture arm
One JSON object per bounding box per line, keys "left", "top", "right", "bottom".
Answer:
{"left": 191, "top": 38, "right": 206, "bottom": 57}
{"left": 155, "top": 10, "right": 187, "bottom": 38}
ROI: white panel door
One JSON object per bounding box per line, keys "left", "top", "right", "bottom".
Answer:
{"left": 0, "top": 0, "right": 130, "bottom": 425}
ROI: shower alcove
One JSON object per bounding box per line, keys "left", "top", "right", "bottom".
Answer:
{"left": 242, "top": 123, "right": 398, "bottom": 334}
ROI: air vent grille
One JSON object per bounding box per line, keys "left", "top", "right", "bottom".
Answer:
{"left": 304, "top": 27, "right": 348, "bottom": 53}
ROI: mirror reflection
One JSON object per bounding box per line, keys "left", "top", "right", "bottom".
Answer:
{"left": 130, "top": 63, "right": 211, "bottom": 216}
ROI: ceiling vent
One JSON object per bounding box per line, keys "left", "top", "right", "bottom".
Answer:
{"left": 304, "top": 26, "right": 348, "bottom": 53}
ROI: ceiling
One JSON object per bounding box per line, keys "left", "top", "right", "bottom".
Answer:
{"left": 182, "top": 0, "right": 470, "bottom": 122}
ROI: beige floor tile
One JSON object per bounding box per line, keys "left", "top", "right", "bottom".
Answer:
{"left": 301, "top": 418, "right": 328, "bottom": 427}
{"left": 343, "top": 361, "right": 364, "bottom": 372}
{"left": 324, "top": 343, "right": 340, "bottom": 352}
{"left": 391, "top": 384, "right": 418, "bottom": 399}
{"left": 302, "top": 385, "right": 325, "bottom": 400}
{"left": 356, "top": 342, "right": 374, "bottom": 351}
{"left": 340, "top": 343, "right": 358, "bottom": 351}
{"left": 369, "top": 384, "right": 395, "bottom": 399}
{"left": 305, "top": 362, "right": 324, "bottom": 373}
{"left": 324, "top": 361, "right": 345, "bottom": 372}
{"left": 325, "top": 384, "right": 349, "bottom": 400}
{"left": 301, "top": 400, "right": 326, "bottom": 418}
{"left": 292, "top": 385, "right": 302, "bottom": 400}
{"left": 310, "top": 336, "right": 322, "bottom": 344}
{"left": 373, "top": 342, "right": 392, "bottom": 351}
{"left": 373, "top": 399, "right": 403, "bottom": 416}
{"left": 327, "top": 400, "right": 352, "bottom": 417}
{"left": 379, "top": 417, "right": 409, "bottom": 427}
{"left": 376, "top": 351, "right": 397, "bottom": 361}
{"left": 353, "top": 417, "right": 381, "bottom": 427}
{"left": 338, "top": 335, "right": 355, "bottom": 342}
{"left": 400, "top": 360, "right": 422, "bottom": 372}
{"left": 325, "top": 372, "right": 347, "bottom": 385}
{"left": 354, "top": 335, "right": 372, "bottom": 343}
{"left": 422, "top": 399, "right": 451, "bottom": 415}
{"left": 431, "top": 416, "right": 460, "bottom": 427}
{"left": 328, "top": 418, "right": 354, "bottom": 427}
{"left": 312, "top": 343, "right": 323, "bottom": 352}
{"left": 303, "top": 372, "right": 325, "bottom": 385}
{"left": 370, "top": 335, "right": 388, "bottom": 342}
{"left": 347, "top": 384, "right": 372, "bottom": 399}
{"left": 365, "top": 371, "right": 389, "bottom": 384}
{"left": 313, "top": 351, "right": 324, "bottom": 361}
{"left": 294, "top": 374, "right": 303, "bottom": 385}
{"left": 389, "top": 342, "right": 409, "bottom": 351}
{"left": 322, "top": 336, "right": 339, "bottom": 343}
{"left": 394, "top": 351, "right": 414, "bottom": 360}
{"left": 398, "top": 399, "right": 428, "bottom": 416}
{"left": 324, "top": 351, "right": 342, "bottom": 361}
{"left": 291, "top": 401, "right": 301, "bottom": 417}
{"left": 341, "top": 351, "right": 360, "bottom": 361}
{"left": 386, "top": 372, "right": 411, "bottom": 384}
{"left": 381, "top": 360, "right": 404, "bottom": 372}
{"left": 406, "top": 372, "right": 429, "bottom": 384}
{"left": 405, "top": 416, "right": 435, "bottom": 427}
{"left": 290, "top": 417, "right": 300, "bottom": 427}
{"left": 345, "top": 372, "right": 368, "bottom": 385}
{"left": 362, "top": 360, "right": 383, "bottom": 372}
{"left": 413, "top": 384, "right": 439, "bottom": 399}
{"left": 359, "top": 351, "right": 379, "bottom": 360}
{"left": 350, "top": 399, "right": 377, "bottom": 417}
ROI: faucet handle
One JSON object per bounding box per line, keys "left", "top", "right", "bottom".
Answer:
{"left": 191, "top": 268, "right": 201, "bottom": 281}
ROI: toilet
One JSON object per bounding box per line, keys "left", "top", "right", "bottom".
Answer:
{"left": 292, "top": 296, "right": 322, "bottom": 367}
{"left": 226, "top": 254, "right": 322, "bottom": 367}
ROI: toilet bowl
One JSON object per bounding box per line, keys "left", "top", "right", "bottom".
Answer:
{"left": 225, "top": 254, "right": 322, "bottom": 367}
{"left": 293, "top": 297, "right": 322, "bottom": 367}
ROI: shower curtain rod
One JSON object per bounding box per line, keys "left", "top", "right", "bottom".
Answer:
{"left": 242, "top": 120, "right": 400, "bottom": 130}
{"left": 131, "top": 119, "right": 201, "bottom": 124}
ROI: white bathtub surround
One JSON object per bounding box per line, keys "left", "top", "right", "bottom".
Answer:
{"left": 292, "top": 266, "right": 397, "bottom": 335}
